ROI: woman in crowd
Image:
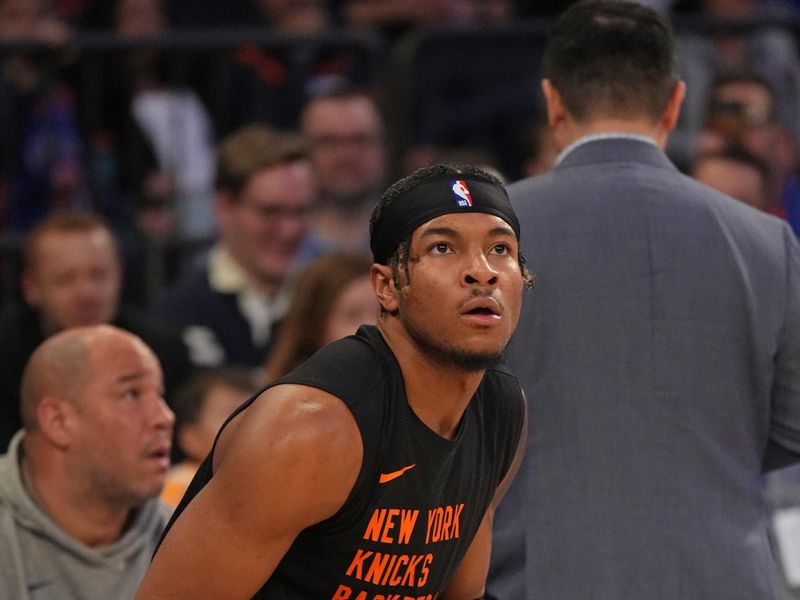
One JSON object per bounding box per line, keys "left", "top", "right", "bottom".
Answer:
{"left": 263, "top": 251, "right": 377, "bottom": 382}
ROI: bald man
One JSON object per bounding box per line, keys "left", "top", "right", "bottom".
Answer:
{"left": 0, "top": 325, "right": 175, "bottom": 600}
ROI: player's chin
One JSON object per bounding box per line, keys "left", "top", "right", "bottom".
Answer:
{"left": 460, "top": 335, "right": 508, "bottom": 358}
{"left": 461, "top": 322, "right": 513, "bottom": 348}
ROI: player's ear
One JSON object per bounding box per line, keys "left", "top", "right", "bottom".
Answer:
{"left": 371, "top": 263, "right": 399, "bottom": 314}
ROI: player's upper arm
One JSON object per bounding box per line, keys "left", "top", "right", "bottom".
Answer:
{"left": 135, "top": 384, "right": 363, "bottom": 600}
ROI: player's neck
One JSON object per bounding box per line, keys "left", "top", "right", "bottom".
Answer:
{"left": 377, "top": 321, "right": 484, "bottom": 440}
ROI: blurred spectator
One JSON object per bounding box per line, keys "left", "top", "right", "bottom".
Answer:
{"left": 690, "top": 146, "right": 771, "bottom": 211}
{"left": 765, "top": 463, "right": 800, "bottom": 600}
{"left": 387, "top": 6, "right": 542, "bottom": 181}
{"left": 120, "top": 0, "right": 216, "bottom": 241}
{"left": 224, "top": 0, "right": 374, "bottom": 131}
{"left": 0, "top": 0, "right": 88, "bottom": 232}
{"left": 83, "top": 0, "right": 216, "bottom": 242}
{"left": 299, "top": 86, "right": 387, "bottom": 256}
{"left": 674, "top": 0, "right": 800, "bottom": 165}
{"left": 0, "top": 0, "right": 69, "bottom": 41}
{"left": 263, "top": 252, "right": 376, "bottom": 382}
{"left": 0, "top": 211, "right": 192, "bottom": 450}
{"left": 0, "top": 325, "right": 174, "bottom": 599}
{"left": 114, "top": 0, "right": 165, "bottom": 34}
{"left": 157, "top": 125, "right": 317, "bottom": 369}
{"left": 161, "top": 367, "right": 256, "bottom": 508}
{"left": 696, "top": 73, "right": 800, "bottom": 235}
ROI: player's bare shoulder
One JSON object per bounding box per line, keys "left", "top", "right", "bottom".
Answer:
{"left": 213, "top": 383, "right": 364, "bottom": 523}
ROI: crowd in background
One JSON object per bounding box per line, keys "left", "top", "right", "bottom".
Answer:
{"left": 1, "top": 0, "right": 800, "bottom": 248}
{"left": 0, "top": 0, "right": 800, "bottom": 598}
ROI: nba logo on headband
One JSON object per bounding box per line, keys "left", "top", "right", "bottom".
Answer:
{"left": 451, "top": 180, "right": 473, "bottom": 207}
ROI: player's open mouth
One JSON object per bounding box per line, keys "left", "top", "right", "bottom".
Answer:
{"left": 459, "top": 298, "right": 502, "bottom": 325}
{"left": 466, "top": 307, "right": 496, "bottom": 316}
{"left": 460, "top": 297, "right": 501, "bottom": 315}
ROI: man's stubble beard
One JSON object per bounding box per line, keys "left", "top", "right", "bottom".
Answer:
{"left": 404, "top": 315, "right": 505, "bottom": 373}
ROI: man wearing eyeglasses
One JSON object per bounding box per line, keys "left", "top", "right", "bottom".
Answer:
{"left": 299, "top": 85, "right": 388, "bottom": 257}
{"left": 157, "top": 125, "right": 318, "bottom": 369}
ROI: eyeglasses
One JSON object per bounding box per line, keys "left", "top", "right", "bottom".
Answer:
{"left": 707, "top": 100, "right": 774, "bottom": 128}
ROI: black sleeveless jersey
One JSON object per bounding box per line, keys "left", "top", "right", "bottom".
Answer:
{"left": 160, "top": 325, "right": 524, "bottom": 599}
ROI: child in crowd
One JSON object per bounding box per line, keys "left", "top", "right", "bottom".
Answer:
{"left": 161, "top": 368, "right": 257, "bottom": 507}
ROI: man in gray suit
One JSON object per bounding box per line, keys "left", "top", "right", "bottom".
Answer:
{"left": 487, "top": 1, "right": 800, "bottom": 599}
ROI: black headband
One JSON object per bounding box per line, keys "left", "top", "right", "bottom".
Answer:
{"left": 370, "top": 175, "right": 521, "bottom": 265}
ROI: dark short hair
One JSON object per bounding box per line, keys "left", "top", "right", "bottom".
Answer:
{"left": 543, "top": 0, "right": 678, "bottom": 122}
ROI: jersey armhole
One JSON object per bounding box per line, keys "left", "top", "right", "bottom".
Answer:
{"left": 302, "top": 376, "right": 391, "bottom": 536}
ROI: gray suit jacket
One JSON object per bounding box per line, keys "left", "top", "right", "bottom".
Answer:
{"left": 488, "top": 138, "right": 800, "bottom": 600}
